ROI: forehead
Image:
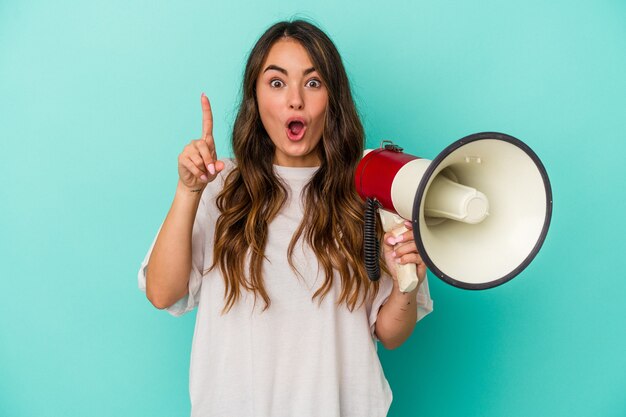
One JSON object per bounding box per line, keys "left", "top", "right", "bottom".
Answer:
{"left": 261, "top": 38, "right": 315, "bottom": 71}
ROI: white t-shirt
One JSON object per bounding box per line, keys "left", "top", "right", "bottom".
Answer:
{"left": 138, "top": 160, "right": 434, "bottom": 417}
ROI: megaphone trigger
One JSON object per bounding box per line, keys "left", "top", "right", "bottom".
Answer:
{"left": 379, "top": 209, "right": 420, "bottom": 293}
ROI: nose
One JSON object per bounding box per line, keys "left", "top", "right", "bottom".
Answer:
{"left": 288, "top": 86, "right": 304, "bottom": 110}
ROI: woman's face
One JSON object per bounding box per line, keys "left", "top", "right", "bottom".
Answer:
{"left": 256, "top": 38, "right": 328, "bottom": 167}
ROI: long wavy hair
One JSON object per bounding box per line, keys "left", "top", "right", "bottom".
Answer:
{"left": 210, "top": 20, "right": 381, "bottom": 314}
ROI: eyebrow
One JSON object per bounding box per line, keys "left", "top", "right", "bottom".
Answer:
{"left": 263, "top": 65, "right": 316, "bottom": 76}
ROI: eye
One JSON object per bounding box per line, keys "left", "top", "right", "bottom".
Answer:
{"left": 270, "top": 79, "right": 284, "bottom": 88}
{"left": 306, "top": 78, "right": 322, "bottom": 88}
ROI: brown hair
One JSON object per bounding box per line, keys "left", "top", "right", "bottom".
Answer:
{"left": 210, "top": 19, "right": 380, "bottom": 313}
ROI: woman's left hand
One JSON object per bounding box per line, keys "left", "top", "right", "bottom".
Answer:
{"left": 382, "top": 221, "right": 427, "bottom": 288}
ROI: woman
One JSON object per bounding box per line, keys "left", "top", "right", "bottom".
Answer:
{"left": 139, "top": 19, "right": 433, "bottom": 417}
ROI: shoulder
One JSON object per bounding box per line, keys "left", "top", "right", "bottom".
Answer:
{"left": 199, "top": 158, "right": 237, "bottom": 208}
{"left": 221, "top": 157, "right": 237, "bottom": 172}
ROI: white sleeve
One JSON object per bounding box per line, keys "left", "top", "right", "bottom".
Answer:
{"left": 368, "top": 272, "right": 434, "bottom": 342}
{"left": 137, "top": 197, "right": 209, "bottom": 317}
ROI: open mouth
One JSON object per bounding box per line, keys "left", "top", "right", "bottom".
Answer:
{"left": 286, "top": 119, "right": 306, "bottom": 141}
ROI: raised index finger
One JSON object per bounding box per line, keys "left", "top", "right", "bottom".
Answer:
{"left": 201, "top": 93, "right": 213, "bottom": 140}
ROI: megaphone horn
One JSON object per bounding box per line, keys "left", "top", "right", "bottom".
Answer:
{"left": 355, "top": 132, "right": 553, "bottom": 292}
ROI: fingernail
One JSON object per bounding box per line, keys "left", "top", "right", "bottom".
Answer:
{"left": 201, "top": 92, "right": 205, "bottom": 98}
{"left": 404, "top": 220, "right": 412, "bottom": 228}
{"left": 387, "top": 237, "right": 396, "bottom": 245}
{"left": 207, "top": 163, "right": 215, "bottom": 175}
{"left": 395, "top": 234, "right": 404, "bottom": 242}
{"left": 200, "top": 174, "right": 208, "bottom": 181}
{"left": 391, "top": 251, "right": 397, "bottom": 258}
{"left": 395, "top": 257, "right": 402, "bottom": 264}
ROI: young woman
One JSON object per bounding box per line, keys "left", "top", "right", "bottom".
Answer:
{"left": 139, "top": 19, "right": 433, "bottom": 417}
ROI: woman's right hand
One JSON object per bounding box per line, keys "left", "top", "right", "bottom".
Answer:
{"left": 177, "top": 93, "right": 225, "bottom": 191}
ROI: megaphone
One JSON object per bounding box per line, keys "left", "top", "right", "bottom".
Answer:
{"left": 355, "top": 132, "right": 552, "bottom": 292}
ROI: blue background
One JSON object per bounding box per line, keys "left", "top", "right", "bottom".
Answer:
{"left": 1, "top": 1, "right": 625, "bottom": 416}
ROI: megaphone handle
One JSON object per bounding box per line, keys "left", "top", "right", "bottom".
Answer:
{"left": 379, "top": 210, "right": 419, "bottom": 293}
